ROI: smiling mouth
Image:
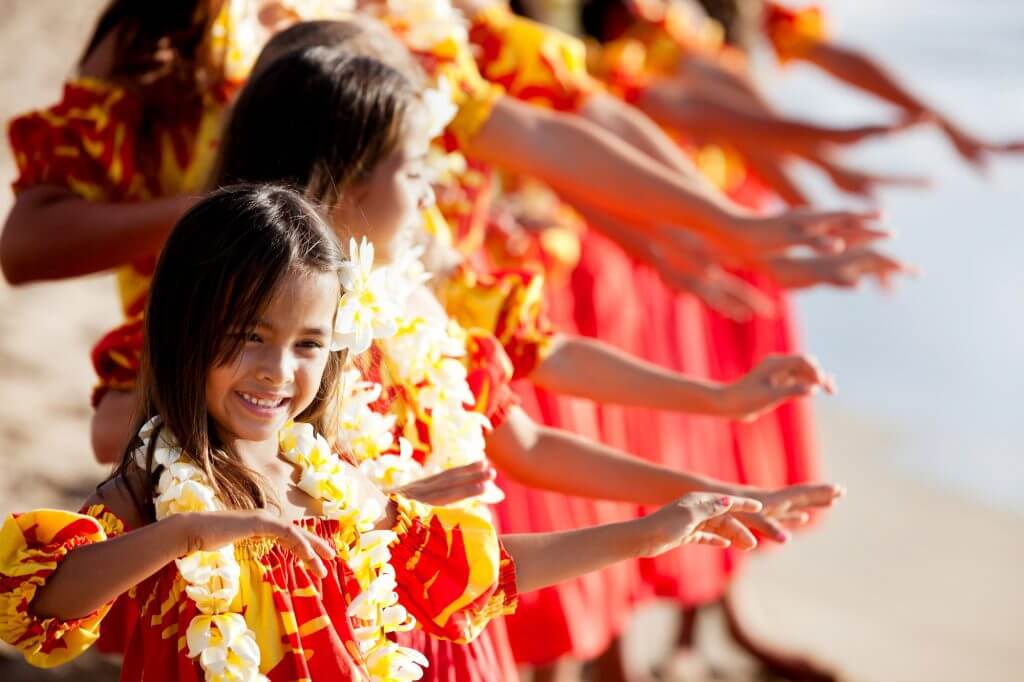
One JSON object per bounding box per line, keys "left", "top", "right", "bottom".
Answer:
{"left": 235, "top": 391, "right": 291, "bottom": 415}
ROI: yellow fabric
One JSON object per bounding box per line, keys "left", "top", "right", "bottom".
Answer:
{"left": 0, "top": 509, "right": 114, "bottom": 668}
{"left": 390, "top": 495, "right": 517, "bottom": 643}
{"left": 471, "top": 3, "right": 596, "bottom": 110}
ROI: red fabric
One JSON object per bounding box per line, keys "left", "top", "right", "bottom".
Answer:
{"left": 496, "top": 231, "right": 641, "bottom": 665}
{"left": 396, "top": 617, "right": 519, "bottom": 682}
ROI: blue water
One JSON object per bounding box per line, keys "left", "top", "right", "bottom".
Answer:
{"left": 755, "top": 0, "right": 1024, "bottom": 511}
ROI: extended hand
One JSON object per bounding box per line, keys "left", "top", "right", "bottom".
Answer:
{"left": 720, "top": 354, "right": 835, "bottom": 421}
{"left": 638, "top": 493, "right": 765, "bottom": 557}
{"left": 388, "top": 461, "right": 497, "bottom": 506}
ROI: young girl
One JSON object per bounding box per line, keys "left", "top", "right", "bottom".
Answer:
{"left": 212, "top": 42, "right": 843, "bottom": 678}
{"left": 0, "top": 184, "right": 770, "bottom": 681}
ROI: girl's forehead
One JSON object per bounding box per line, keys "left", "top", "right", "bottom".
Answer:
{"left": 263, "top": 269, "right": 340, "bottom": 329}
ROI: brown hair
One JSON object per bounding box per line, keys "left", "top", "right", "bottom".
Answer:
{"left": 214, "top": 44, "right": 418, "bottom": 209}
{"left": 109, "top": 184, "right": 346, "bottom": 520}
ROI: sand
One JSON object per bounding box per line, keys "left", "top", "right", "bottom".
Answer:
{"left": 1, "top": 2, "right": 1022, "bottom": 681}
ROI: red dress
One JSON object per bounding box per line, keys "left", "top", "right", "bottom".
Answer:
{"left": 0, "top": 499, "right": 517, "bottom": 680}
{"left": 465, "top": 8, "right": 646, "bottom": 664}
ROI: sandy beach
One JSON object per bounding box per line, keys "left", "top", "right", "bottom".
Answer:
{"left": 1, "top": 2, "right": 1022, "bottom": 680}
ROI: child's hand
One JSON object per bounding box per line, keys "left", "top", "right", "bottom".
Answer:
{"left": 389, "top": 461, "right": 497, "bottom": 506}
{"left": 178, "top": 511, "right": 337, "bottom": 577}
{"left": 736, "top": 208, "right": 890, "bottom": 256}
{"left": 638, "top": 493, "right": 764, "bottom": 557}
{"left": 718, "top": 354, "right": 836, "bottom": 421}
{"left": 797, "top": 248, "right": 919, "bottom": 291}
{"left": 732, "top": 483, "right": 845, "bottom": 544}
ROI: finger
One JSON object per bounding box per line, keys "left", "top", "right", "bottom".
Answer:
{"left": 741, "top": 513, "right": 791, "bottom": 543}
{"left": 284, "top": 529, "right": 328, "bottom": 578}
{"left": 298, "top": 527, "right": 338, "bottom": 563}
{"left": 688, "top": 531, "right": 731, "bottom": 547}
{"left": 800, "top": 208, "right": 882, "bottom": 225}
{"left": 720, "top": 496, "right": 763, "bottom": 514}
{"left": 784, "top": 483, "right": 845, "bottom": 509}
{"left": 775, "top": 511, "right": 811, "bottom": 527}
{"left": 710, "top": 515, "right": 759, "bottom": 550}
{"left": 433, "top": 481, "right": 491, "bottom": 505}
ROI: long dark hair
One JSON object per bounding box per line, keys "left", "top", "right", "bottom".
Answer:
{"left": 109, "top": 184, "right": 346, "bottom": 520}
{"left": 214, "top": 37, "right": 418, "bottom": 208}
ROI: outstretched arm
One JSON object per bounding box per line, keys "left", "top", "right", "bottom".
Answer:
{"left": 801, "top": 42, "right": 1024, "bottom": 168}
{"left": 504, "top": 493, "right": 762, "bottom": 593}
{"left": 531, "top": 335, "right": 832, "bottom": 420}
{"left": 467, "top": 97, "right": 886, "bottom": 258}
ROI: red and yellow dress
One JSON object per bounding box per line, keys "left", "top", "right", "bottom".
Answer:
{"left": 438, "top": 255, "right": 644, "bottom": 665}
{"left": 465, "top": 6, "right": 660, "bottom": 664}
{"left": 349, "top": 299, "right": 524, "bottom": 681}
{"left": 0, "top": 495, "right": 516, "bottom": 680}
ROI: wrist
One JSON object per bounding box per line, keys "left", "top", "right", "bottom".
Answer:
{"left": 165, "top": 513, "right": 198, "bottom": 556}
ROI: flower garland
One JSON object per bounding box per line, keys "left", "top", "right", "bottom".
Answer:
{"left": 333, "top": 239, "right": 504, "bottom": 504}
{"left": 136, "top": 414, "right": 427, "bottom": 681}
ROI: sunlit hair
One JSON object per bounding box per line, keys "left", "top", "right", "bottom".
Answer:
{"left": 108, "top": 184, "right": 346, "bottom": 521}
{"left": 214, "top": 46, "right": 418, "bottom": 212}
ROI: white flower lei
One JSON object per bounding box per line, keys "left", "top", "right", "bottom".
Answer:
{"left": 331, "top": 237, "right": 504, "bottom": 504}
{"left": 136, "top": 416, "right": 427, "bottom": 681}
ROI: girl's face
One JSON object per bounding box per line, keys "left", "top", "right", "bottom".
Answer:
{"left": 206, "top": 269, "right": 339, "bottom": 444}
{"left": 329, "top": 108, "right": 434, "bottom": 263}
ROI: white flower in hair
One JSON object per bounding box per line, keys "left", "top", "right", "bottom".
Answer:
{"left": 420, "top": 77, "right": 458, "bottom": 139}
{"left": 334, "top": 237, "right": 402, "bottom": 353}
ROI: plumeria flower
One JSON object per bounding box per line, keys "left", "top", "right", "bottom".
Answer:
{"left": 334, "top": 238, "right": 402, "bottom": 353}
{"left": 419, "top": 357, "right": 475, "bottom": 412}
{"left": 155, "top": 472, "right": 220, "bottom": 517}
{"left": 360, "top": 437, "right": 424, "bottom": 490}
{"left": 365, "top": 640, "right": 430, "bottom": 681}
{"left": 420, "top": 77, "right": 458, "bottom": 139}
{"left": 186, "top": 612, "right": 251, "bottom": 659}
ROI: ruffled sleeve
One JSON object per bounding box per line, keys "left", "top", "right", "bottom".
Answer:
{"left": 0, "top": 506, "right": 125, "bottom": 668}
{"left": 469, "top": 4, "right": 597, "bottom": 112}
{"left": 763, "top": 2, "right": 828, "bottom": 63}
{"left": 90, "top": 317, "right": 145, "bottom": 406}
{"left": 7, "top": 78, "right": 149, "bottom": 199}
{"left": 440, "top": 265, "right": 556, "bottom": 381}
{"left": 388, "top": 495, "right": 517, "bottom": 644}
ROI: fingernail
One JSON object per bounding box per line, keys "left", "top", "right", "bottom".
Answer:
{"left": 718, "top": 496, "right": 732, "bottom": 507}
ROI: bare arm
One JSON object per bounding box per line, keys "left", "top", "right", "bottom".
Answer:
{"left": 30, "top": 513, "right": 193, "bottom": 620}
{"left": 485, "top": 406, "right": 732, "bottom": 505}
{"left": 467, "top": 97, "right": 885, "bottom": 257}
{"left": 801, "top": 42, "right": 928, "bottom": 115}
{"left": 31, "top": 484, "right": 336, "bottom": 621}
{"left": 532, "top": 334, "right": 722, "bottom": 413}
{"left": 502, "top": 493, "right": 763, "bottom": 593}
{"left": 1, "top": 186, "right": 194, "bottom": 284}
{"left": 577, "top": 91, "right": 704, "bottom": 176}
{"left": 635, "top": 82, "right": 898, "bottom": 156}
{"left": 467, "top": 96, "right": 745, "bottom": 246}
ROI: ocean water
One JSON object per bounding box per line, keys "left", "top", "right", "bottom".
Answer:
{"left": 754, "top": 0, "right": 1024, "bottom": 511}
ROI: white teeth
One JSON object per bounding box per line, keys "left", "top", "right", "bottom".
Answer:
{"left": 239, "top": 392, "right": 286, "bottom": 409}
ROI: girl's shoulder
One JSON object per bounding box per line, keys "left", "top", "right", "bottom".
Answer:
{"left": 86, "top": 470, "right": 150, "bottom": 532}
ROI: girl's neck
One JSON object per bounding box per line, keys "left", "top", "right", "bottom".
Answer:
{"left": 220, "top": 431, "right": 284, "bottom": 473}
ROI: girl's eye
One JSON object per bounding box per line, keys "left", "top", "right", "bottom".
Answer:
{"left": 246, "top": 332, "right": 262, "bottom": 343}
{"left": 297, "top": 340, "right": 324, "bottom": 350}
